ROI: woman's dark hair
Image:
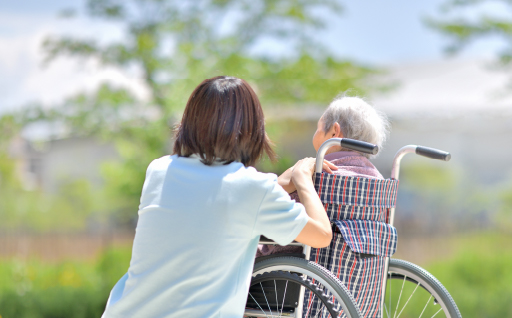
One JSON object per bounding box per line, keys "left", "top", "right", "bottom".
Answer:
{"left": 173, "top": 76, "right": 276, "bottom": 167}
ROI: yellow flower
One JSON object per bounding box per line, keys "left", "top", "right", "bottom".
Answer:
{"left": 58, "top": 266, "right": 82, "bottom": 288}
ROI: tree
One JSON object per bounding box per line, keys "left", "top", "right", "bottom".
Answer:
{"left": 426, "top": 1, "right": 512, "bottom": 236}
{"left": 41, "top": 0, "right": 377, "bottom": 113}
{"left": 426, "top": 0, "right": 512, "bottom": 64}
{"left": 4, "top": 0, "right": 384, "bottom": 225}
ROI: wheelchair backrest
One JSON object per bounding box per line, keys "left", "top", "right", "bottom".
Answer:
{"left": 313, "top": 173, "right": 399, "bottom": 257}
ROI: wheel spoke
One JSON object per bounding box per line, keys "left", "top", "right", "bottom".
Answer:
{"left": 418, "top": 294, "right": 432, "bottom": 318}
{"left": 279, "top": 280, "right": 288, "bottom": 317}
{"left": 396, "top": 282, "right": 420, "bottom": 318}
{"left": 249, "top": 292, "right": 270, "bottom": 318}
{"left": 393, "top": 275, "right": 406, "bottom": 318}
{"left": 384, "top": 302, "right": 390, "bottom": 318}
{"left": 260, "top": 282, "right": 274, "bottom": 318}
{"left": 313, "top": 295, "right": 324, "bottom": 318}
{"left": 274, "top": 280, "right": 278, "bottom": 317}
{"left": 430, "top": 307, "right": 443, "bottom": 318}
{"left": 304, "top": 291, "right": 316, "bottom": 317}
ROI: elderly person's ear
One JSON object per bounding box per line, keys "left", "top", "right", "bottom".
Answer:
{"left": 330, "top": 122, "right": 343, "bottom": 138}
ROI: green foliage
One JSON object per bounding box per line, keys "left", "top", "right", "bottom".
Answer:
{"left": 400, "top": 160, "right": 504, "bottom": 214}
{"left": 385, "top": 233, "right": 512, "bottom": 318}
{"left": 39, "top": 0, "right": 353, "bottom": 114}
{"left": 399, "top": 161, "right": 460, "bottom": 213}
{"left": 2, "top": 235, "right": 512, "bottom": 317}
{"left": 426, "top": 0, "right": 512, "bottom": 62}
{"left": 95, "top": 246, "right": 132, "bottom": 290}
{"left": 396, "top": 161, "right": 512, "bottom": 235}
{"left": 0, "top": 177, "right": 104, "bottom": 232}
{"left": 0, "top": 247, "right": 131, "bottom": 318}
{"left": 425, "top": 233, "right": 512, "bottom": 318}
{"left": 401, "top": 161, "right": 457, "bottom": 192}
{"left": 0, "top": 0, "right": 387, "bottom": 226}
{"left": 492, "top": 181, "right": 512, "bottom": 231}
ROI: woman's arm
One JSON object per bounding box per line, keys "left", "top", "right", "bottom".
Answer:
{"left": 290, "top": 158, "right": 333, "bottom": 248}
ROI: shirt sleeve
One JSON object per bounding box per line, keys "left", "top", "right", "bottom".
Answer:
{"left": 252, "top": 177, "right": 309, "bottom": 246}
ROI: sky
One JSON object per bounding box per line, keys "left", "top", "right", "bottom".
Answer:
{"left": 0, "top": 0, "right": 509, "bottom": 114}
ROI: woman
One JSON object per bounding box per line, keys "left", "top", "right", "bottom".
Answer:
{"left": 101, "top": 76, "right": 334, "bottom": 318}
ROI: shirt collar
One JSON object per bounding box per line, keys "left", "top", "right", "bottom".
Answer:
{"left": 186, "top": 154, "right": 235, "bottom": 166}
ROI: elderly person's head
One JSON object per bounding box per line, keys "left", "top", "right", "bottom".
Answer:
{"left": 312, "top": 96, "right": 389, "bottom": 158}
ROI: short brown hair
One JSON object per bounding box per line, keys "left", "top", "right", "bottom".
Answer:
{"left": 173, "top": 76, "right": 276, "bottom": 167}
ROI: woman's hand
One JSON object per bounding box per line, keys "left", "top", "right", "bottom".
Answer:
{"left": 290, "top": 158, "right": 315, "bottom": 187}
{"left": 291, "top": 158, "right": 338, "bottom": 187}
{"left": 278, "top": 159, "right": 337, "bottom": 193}
{"left": 291, "top": 158, "right": 335, "bottom": 248}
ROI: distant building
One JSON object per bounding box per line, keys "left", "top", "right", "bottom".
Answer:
{"left": 9, "top": 136, "right": 118, "bottom": 192}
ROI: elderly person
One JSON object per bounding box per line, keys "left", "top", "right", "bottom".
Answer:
{"left": 256, "top": 95, "right": 389, "bottom": 257}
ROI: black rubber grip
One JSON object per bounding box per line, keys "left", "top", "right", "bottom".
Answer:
{"left": 416, "top": 146, "right": 451, "bottom": 161}
{"left": 340, "top": 138, "right": 379, "bottom": 155}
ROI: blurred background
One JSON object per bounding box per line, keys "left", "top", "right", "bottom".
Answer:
{"left": 1, "top": 0, "right": 512, "bottom": 317}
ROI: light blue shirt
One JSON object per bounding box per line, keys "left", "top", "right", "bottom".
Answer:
{"left": 102, "top": 155, "right": 308, "bottom": 318}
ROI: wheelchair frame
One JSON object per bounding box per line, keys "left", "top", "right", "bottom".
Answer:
{"left": 247, "top": 138, "right": 461, "bottom": 318}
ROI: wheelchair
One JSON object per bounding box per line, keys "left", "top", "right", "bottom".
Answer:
{"left": 244, "top": 138, "right": 462, "bottom": 318}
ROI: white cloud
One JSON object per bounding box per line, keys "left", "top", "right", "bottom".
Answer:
{"left": 0, "top": 11, "right": 150, "bottom": 114}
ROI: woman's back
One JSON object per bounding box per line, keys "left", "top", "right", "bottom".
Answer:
{"left": 102, "top": 154, "right": 308, "bottom": 317}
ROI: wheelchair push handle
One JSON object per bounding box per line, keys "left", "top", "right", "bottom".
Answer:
{"left": 315, "top": 138, "right": 378, "bottom": 173}
{"left": 340, "top": 139, "right": 379, "bottom": 156}
{"left": 391, "top": 145, "right": 451, "bottom": 180}
{"left": 415, "top": 146, "right": 451, "bottom": 161}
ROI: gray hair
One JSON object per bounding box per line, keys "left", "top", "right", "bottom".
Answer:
{"left": 322, "top": 96, "right": 389, "bottom": 158}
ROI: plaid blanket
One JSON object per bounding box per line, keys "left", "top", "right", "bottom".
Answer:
{"left": 303, "top": 173, "right": 399, "bottom": 318}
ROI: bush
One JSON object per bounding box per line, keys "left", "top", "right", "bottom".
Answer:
{"left": 1, "top": 234, "right": 511, "bottom": 317}
{"left": 426, "top": 234, "right": 512, "bottom": 318}
{"left": 0, "top": 247, "right": 131, "bottom": 318}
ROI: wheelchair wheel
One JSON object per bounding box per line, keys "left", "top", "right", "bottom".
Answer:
{"left": 247, "top": 256, "right": 362, "bottom": 318}
{"left": 245, "top": 271, "right": 339, "bottom": 317}
{"left": 384, "top": 259, "right": 461, "bottom": 318}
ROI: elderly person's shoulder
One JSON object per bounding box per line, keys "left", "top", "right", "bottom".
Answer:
{"left": 325, "top": 151, "right": 384, "bottom": 180}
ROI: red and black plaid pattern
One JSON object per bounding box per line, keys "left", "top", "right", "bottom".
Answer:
{"left": 314, "top": 173, "right": 399, "bottom": 222}
{"left": 304, "top": 174, "right": 399, "bottom": 318}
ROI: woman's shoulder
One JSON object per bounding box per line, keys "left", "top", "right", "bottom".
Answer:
{"left": 234, "top": 166, "right": 278, "bottom": 187}
{"left": 146, "top": 155, "right": 279, "bottom": 188}
{"left": 215, "top": 166, "right": 280, "bottom": 198}
{"left": 149, "top": 155, "right": 173, "bottom": 167}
